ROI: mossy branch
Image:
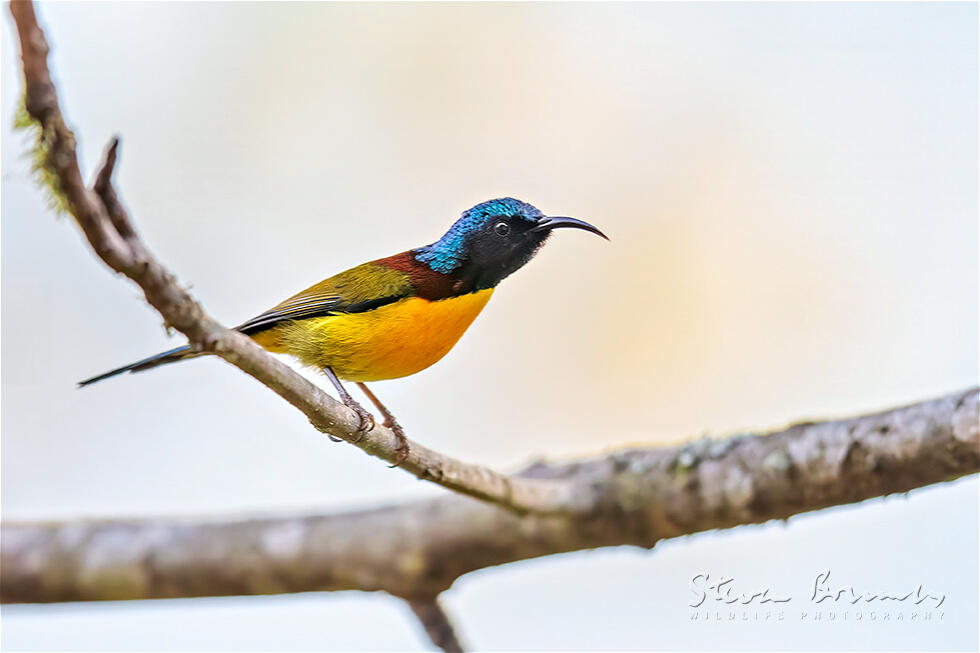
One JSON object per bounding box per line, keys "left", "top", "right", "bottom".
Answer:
{"left": 13, "top": 95, "right": 70, "bottom": 214}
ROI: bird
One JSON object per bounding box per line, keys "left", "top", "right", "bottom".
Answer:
{"left": 79, "top": 197, "right": 607, "bottom": 464}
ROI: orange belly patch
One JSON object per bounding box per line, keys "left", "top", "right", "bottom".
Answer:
{"left": 254, "top": 289, "right": 494, "bottom": 382}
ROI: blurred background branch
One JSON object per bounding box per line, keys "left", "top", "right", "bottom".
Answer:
{"left": 407, "top": 598, "right": 465, "bottom": 653}
{"left": 4, "top": 388, "right": 977, "bottom": 605}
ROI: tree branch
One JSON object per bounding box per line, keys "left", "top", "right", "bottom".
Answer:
{"left": 3, "top": 388, "right": 977, "bottom": 604}
{"left": 8, "top": 0, "right": 578, "bottom": 516}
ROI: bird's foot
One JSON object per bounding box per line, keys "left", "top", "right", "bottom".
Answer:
{"left": 386, "top": 420, "right": 410, "bottom": 468}
{"left": 337, "top": 396, "right": 375, "bottom": 442}
{"left": 353, "top": 382, "right": 409, "bottom": 466}
{"left": 322, "top": 368, "right": 375, "bottom": 442}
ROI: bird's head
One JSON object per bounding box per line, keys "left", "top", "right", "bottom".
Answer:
{"left": 414, "top": 197, "right": 607, "bottom": 289}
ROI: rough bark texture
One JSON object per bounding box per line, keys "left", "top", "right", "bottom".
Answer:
{"left": 3, "top": 388, "right": 977, "bottom": 604}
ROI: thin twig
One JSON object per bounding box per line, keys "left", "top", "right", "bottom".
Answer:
{"left": 92, "top": 137, "right": 138, "bottom": 244}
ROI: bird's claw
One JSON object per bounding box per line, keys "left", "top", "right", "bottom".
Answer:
{"left": 387, "top": 421, "right": 410, "bottom": 468}
{"left": 334, "top": 397, "right": 375, "bottom": 443}
{"left": 325, "top": 404, "right": 373, "bottom": 442}
{"left": 349, "top": 405, "right": 375, "bottom": 442}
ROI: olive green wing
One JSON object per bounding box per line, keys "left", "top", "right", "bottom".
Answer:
{"left": 235, "top": 261, "right": 414, "bottom": 336}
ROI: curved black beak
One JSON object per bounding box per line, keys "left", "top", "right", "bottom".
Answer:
{"left": 531, "top": 216, "right": 609, "bottom": 240}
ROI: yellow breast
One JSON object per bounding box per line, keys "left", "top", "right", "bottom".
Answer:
{"left": 254, "top": 288, "right": 494, "bottom": 382}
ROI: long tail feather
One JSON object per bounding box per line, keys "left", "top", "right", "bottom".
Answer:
{"left": 78, "top": 346, "right": 196, "bottom": 387}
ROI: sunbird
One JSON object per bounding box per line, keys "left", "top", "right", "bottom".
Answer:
{"left": 80, "top": 198, "right": 607, "bottom": 463}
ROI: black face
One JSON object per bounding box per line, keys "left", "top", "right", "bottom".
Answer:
{"left": 461, "top": 215, "right": 553, "bottom": 290}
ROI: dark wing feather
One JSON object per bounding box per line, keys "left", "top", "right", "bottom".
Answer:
{"left": 235, "top": 260, "right": 415, "bottom": 336}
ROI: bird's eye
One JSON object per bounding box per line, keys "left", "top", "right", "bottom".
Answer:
{"left": 494, "top": 221, "right": 511, "bottom": 236}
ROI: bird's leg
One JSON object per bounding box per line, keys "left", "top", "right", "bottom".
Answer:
{"left": 323, "top": 367, "right": 374, "bottom": 441}
{"left": 357, "top": 382, "right": 410, "bottom": 467}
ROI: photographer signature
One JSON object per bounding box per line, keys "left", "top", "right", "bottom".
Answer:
{"left": 689, "top": 573, "right": 791, "bottom": 607}
{"left": 811, "top": 570, "right": 945, "bottom": 608}
{"left": 689, "top": 571, "right": 946, "bottom": 608}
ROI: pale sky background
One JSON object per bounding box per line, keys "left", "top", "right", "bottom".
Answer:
{"left": 1, "top": 2, "right": 977, "bottom": 651}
